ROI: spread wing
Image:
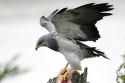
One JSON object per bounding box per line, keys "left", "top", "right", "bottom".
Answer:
{"left": 51, "top": 3, "right": 113, "bottom": 41}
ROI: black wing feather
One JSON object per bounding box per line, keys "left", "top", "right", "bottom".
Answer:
{"left": 68, "top": 3, "right": 113, "bottom": 41}
{"left": 56, "top": 8, "right": 68, "bottom": 14}
{"left": 52, "top": 3, "right": 113, "bottom": 41}
{"left": 71, "top": 3, "right": 113, "bottom": 24}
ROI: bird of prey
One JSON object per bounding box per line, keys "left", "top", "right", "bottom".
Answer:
{"left": 35, "top": 3, "right": 113, "bottom": 83}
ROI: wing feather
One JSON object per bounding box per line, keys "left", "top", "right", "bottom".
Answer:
{"left": 47, "top": 9, "right": 58, "bottom": 21}
{"left": 52, "top": 3, "right": 113, "bottom": 41}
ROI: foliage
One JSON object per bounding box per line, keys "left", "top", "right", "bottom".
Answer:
{"left": 0, "top": 55, "right": 28, "bottom": 82}
{"left": 116, "top": 54, "right": 125, "bottom": 83}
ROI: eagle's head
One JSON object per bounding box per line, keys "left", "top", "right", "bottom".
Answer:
{"left": 35, "top": 33, "right": 58, "bottom": 51}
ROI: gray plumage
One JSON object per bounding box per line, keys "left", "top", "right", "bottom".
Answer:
{"left": 36, "top": 33, "right": 109, "bottom": 70}
{"left": 40, "top": 3, "right": 113, "bottom": 41}
{"left": 36, "top": 33, "right": 59, "bottom": 51}
{"left": 36, "top": 3, "right": 113, "bottom": 70}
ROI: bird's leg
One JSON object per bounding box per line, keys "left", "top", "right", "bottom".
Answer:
{"left": 56, "top": 63, "right": 71, "bottom": 83}
{"left": 60, "top": 63, "right": 69, "bottom": 75}
{"left": 56, "top": 70, "right": 71, "bottom": 83}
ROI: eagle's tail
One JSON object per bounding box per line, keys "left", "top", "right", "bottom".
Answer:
{"left": 91, "top": 47, "right": 109, "bottom": 59}
{"left": 76, "top": 41, "right": 109, "bottom": 59}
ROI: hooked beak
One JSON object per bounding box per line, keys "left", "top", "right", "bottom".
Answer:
{"left": 35, "top": 45, "right": 41, "bottom": 51}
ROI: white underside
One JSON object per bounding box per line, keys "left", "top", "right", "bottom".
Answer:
{"left": 55, "top": 34, "right": 85, "bottom": 70}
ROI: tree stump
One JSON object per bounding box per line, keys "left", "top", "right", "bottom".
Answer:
{"left": 47, "top": 67, "right": 89, "bottom": 83}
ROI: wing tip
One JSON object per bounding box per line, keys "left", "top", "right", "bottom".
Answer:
{"left": 93, "top": 48, "right": 110, "bottom": 59}
{"left": 56, "top": 7, "right": 68, "bottom": 14}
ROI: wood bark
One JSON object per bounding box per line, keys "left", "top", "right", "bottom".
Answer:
{"left": 47, "top": 67, "right": 89, "bottom": 83}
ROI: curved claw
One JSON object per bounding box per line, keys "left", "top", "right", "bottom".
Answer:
{"left": 56, "top": 69, "right": 71, "bottom": 83}
{"left": 56, "top": 63, "right": 70, "bottom": 83}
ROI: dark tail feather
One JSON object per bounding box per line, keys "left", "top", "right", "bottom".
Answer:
{"left": 92, "top": 47, "right": 110, "bottom": 59}
{"left": 76, "top": 41, "right": 109, "bottom": 59}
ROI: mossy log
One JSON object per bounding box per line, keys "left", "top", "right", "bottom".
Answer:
{"left": 47, "top": 67, "right": 89, "bottom": 83}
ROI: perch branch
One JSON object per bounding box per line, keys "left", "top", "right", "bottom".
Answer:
{"left": 47, "top": 67, "right": 89, "bottom": 83}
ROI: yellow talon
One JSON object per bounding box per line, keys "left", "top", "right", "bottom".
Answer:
{"left": 56, "top": 63, "right": 71, "bottom": 83}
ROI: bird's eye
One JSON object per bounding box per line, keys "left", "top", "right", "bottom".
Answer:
{"left": 38, "top": 42, "right": 42, "bottom": 45}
